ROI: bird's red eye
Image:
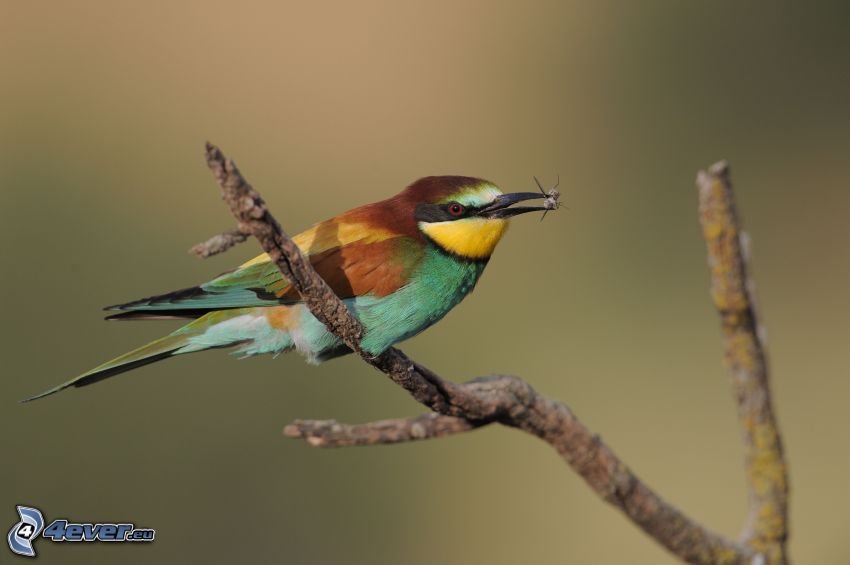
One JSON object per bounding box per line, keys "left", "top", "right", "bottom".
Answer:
{"left": 447, "top": 202, "right": 466, "bottom": 217}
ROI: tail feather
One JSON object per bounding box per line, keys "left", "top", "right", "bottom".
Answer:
{"left": 22, "top": 309, "right": 258, "bottom": 402}
{"left": 21, "top": 334, "right": 189, "bottom": 402}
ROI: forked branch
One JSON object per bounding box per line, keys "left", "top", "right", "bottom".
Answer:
{"left": 194, "top": 143, "right": 788, "bottom": 564}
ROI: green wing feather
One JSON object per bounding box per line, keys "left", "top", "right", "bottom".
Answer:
{"left": 104, "top": 261, "right": 289, "bottom": 316}
{"left": 105, "top": 234, "right": 421, "bottom": 317}
{"left": 105, "top": 212, "right": 413, "bottom": 316}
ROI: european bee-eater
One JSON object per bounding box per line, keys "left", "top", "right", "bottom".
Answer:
{"left": 26, "top": 176, "right": 551, "bottom": 401}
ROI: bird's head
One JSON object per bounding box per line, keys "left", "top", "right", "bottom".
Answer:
{"left": 406, "top": 176, "right": 549, "bottom": 260}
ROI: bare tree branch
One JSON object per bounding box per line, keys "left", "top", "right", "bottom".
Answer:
{"left": 283, "top": 413, "right": 482, "bottom": 447}
{"left": 190, "top": 227, "right": 249, "bottom": 258}
{"left": 198, "top": 142, "right": 777, "bottom": 564}
{"left": 697, "top": 161, "right": 789, "bottom": 564}
{"left": 203, "top": 142, "right": 366, "bottom": 349}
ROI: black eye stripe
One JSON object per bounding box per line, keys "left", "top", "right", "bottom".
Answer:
{"left": 415, "top": 202, "right": 482, "bottom": 222}
{"left": 444, "top": 202, "right": 485, "bottom": 215}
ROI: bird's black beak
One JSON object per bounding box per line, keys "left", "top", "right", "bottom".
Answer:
{"left": 478, "top": 192, "right": 548, "bottom": 219}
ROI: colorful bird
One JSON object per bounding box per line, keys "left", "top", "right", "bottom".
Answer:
{"left": 25, "top": 176, "right": 552, "bottom": 401}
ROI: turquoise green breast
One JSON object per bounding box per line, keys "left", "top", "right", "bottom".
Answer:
{"left": 352, "top": 244, "right": 488, "bottom": 354}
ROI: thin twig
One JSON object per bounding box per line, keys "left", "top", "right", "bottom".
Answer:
{"left": 190, "top": 227, "right": 249, "bottom": 258}
{"left": 697, "top": 162, "right": 789, "bottom": 564}
{"left": 202, "top": 142, "right": 756, "bottom": 564}
{"left": 283, "top": 413, "right": 482, "bottom": 447}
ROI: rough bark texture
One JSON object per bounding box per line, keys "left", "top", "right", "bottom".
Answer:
{"left": 197, "top": 143, "right": 789, "bottom": 564}
{"left": 190, "top": 227, "right": 248, "bottom": 258}
{"left": 697, "top": 162, "right": 789, "bottom": 564}
{"left": 284, "top": 413, "right": 479, "bottom": 447}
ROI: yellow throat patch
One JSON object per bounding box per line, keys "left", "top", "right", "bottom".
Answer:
{"left": 419, "top": 217, "right": 509, "bottom": 260}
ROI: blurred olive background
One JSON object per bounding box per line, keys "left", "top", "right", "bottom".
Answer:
{"left": 2, "top": 1, "right": 849, "bottom": 563}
